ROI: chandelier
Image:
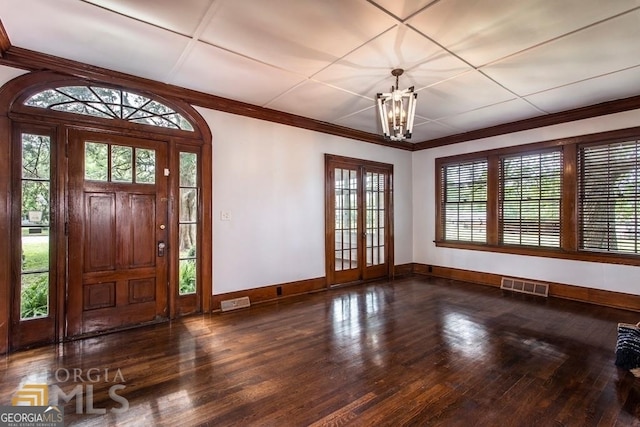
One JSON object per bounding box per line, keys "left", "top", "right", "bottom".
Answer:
{"left": 376, "top": 68, "right": 417, "bottom": 141}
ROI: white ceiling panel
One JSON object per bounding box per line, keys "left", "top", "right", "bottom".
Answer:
{"left": 407, "top": 0, "right": 640, "bottom": 67}
{"left": 335, "top": 107, "right": 381, "bottom": 135}
{"left": 170, "top": 42, "right": 306, "bottom": 106}
{"left": 411, "top": 120, "right": 459, "bottom": 141}
{"left": 2, "top": 1, "right": 640, "bottom": 145}
{"left": 369, "top": 0, "right": 436, "bottom": 20}
{"left": 525, "top": 66, "right": 640, "bottom": 113}
{"left": 438, "top": 99, "right": 543, "bottom": 133}
{"left": 84, "top": 0, "right": 214, "bottom": 36}
{"left": 482, "top": 10, "right": 640, "bottom": 96}
{"left": 415, "top": 71, "right": 515, "bottom": 120}
{"left": 0, "top": 0, "right": 190, "bottom": 82}
{"left": 199, "top": 0, "right": 397, "bottom": 77}
{"left": 313, "top": 25, "right": 471, "bottom": 97}
{"left": 266, "top": 81, "right": 374, "bottom": 123}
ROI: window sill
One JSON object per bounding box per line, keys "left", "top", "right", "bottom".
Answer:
{"left": 434, "top": 241, "right": 640, "bottom": 267}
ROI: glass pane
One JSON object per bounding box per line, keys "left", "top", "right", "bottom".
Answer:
{"left": 25, "top": 89, "right": 73, "bottom": 108}
{"left": 143, "top": 100, "right": 174, "bottom": 115}
{"left": 85, "top": 142, "right": 108, "bottom": 181}
{"left": 111, "top": 145, "right": 133, "bottom": 183}
{"left": 20, "top": 273, "right": 49, "bottom": 320}
{"left": 22, "top": 181, "right": 50, "bottom": 224}
{"left": 179, "top": 224, "right": 197, "bottom": 259}
{"left": 180, "top": 189, "right": 198, "bottom": 222}
{"left": 87, "top": 102, "right": 116, "bottom": 118}
{"left": 179, "top": 259, "right": 197, "bottom": 295}
{"left": 91, "top": 86, "right": 121, "bottom": 105}
{"left": 180, "top": 152, "right": 198, "bottom": 187}
{"left": 21, "top": 232, "right": 49, "bottom": 273}
{"left": 22, "top": 134, "right": 51, "bottom": 179}
{"left": 122, "top": 91, "right": 150, "bottom": 108}
{"left": 131, "top": 117, "right": 178, "bottom": 129}
{"left": 335, "top": 250, "right": 343, "bottom": 271}
{"left": 51, "top": 102, "right": 112, "bottom": 119}
{"left": 58, "top": 86, "right": 100, "bottom": 102}
{"left": 135, "top": 148, "right": 156, "bottom": 184}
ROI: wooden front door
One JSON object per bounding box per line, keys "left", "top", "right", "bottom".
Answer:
{"left": 67, "top": 130, "right": 168, "bottom": 337}
{"left": 325, "top": 155, "right": 394, "bottom": 286}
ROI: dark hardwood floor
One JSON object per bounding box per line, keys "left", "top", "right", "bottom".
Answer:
{"left": 2, "top": 277, "right": 640, "bottom": 426}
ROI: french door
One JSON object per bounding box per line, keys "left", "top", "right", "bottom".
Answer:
{"left": 67, "top": 130, "right": 169, "bottom": 336}
{"left": 325, "top": 154, "right": 393, "bottom": 285}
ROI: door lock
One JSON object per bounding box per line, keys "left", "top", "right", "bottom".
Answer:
{"left": 157, "top": 241, "right": 166, "bottom": 257}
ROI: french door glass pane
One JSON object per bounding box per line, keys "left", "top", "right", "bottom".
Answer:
{"left": 365, "top": 172, "right": 385, "bottom": 266}
{"left": 335, "top": 168, "right": 358, "bottom": 271}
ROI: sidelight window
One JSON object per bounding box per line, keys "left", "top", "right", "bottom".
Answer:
{"left": 20, "top": 133, "right": 52, "bottom": 319}
{"left": 179, "top": 152, "right": 198, "bottom": 295}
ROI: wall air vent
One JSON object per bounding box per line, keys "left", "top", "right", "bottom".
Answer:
{"left": 500, "top": 277, "right": 549, "bottom": 297}
{"left": 220, "top": 296, "right": 251, "bottom": 312}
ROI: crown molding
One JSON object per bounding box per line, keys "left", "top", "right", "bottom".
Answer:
{"left": 413, "top": 95, "right": 640, "bottom": 150}
{"left": 0, "top": 20, "right": 10, "bottom": 57}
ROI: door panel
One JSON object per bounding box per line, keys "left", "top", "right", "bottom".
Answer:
{"left": 85, "top": 193, "right": 116, "bottom": 271}
{"left": 325, "top": 155, "right": 393, "bottom": 286}
{"left": 131, "top": 194, "right": 156, "bottom": 267}
{"left": 67, "top": 130, "right": 168, "bottom": 337}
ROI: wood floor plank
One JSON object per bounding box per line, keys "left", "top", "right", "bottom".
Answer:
{"left": 1, "top": 277, "right": 640, "bottom": 425}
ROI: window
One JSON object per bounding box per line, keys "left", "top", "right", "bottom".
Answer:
{"left": 435, "top": 126, "right": 640, "bottom": 266}
{"left": 25, "top": 86, "right": 194, "bottom": 131}
{"left": 179, "top": 152, "right": 198, "bottom": 295}
{"left": 441, "top": 160, "right": 487, "bottom": 242}
{"left": 84, "top": 142, "right": 156, "bottom": 184}
{"left": 20, "top": 133, "right": 51, "bottom": 319}
{"left": 579, "top": 140, "right": 640, "bottom": 254}
{"left": 500, "top": 151, "right": 562, "bottom": 247}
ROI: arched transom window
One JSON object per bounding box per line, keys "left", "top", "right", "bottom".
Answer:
{"left": 25, "top": 86, "right": 194, "bottom": 131}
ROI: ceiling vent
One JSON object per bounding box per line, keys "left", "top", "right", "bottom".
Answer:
{"left": 220, "top": 296, "right": 251, "bottom": 312}
{"left": 500, "top": 277, "right": 549, "bottom": 297}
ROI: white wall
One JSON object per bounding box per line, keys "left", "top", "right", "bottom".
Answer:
{"left": 196, "top": 108, "right": 413, "bottom": 295}
{"left": 0, "top": 65, "right": 28, "bottom": 87}
{"left": 413, "top": 109, "right": 640, "bottom": 295}
{"left": 3, "top": 64, "right": 637, "bottom": 297}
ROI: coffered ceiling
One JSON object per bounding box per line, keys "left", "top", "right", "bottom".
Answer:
{"left": 1, "top": 0, "right": 640, "bottom": 144}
